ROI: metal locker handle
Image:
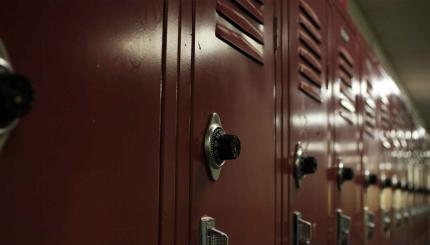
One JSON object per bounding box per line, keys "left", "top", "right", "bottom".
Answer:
{"left": 364, "top": 207, "right": 376, "bottom": 243}
{"left": 337, "top": 209, "right": 351, "bottom": 245}
{"left": 293, "top": 211, "right": 313, "bottom": 245}
{"left": 381, "top": 209, "right": 391, "bottom": 235}
{"left": 201, "top": 216, "right": 229, "bottom": 245}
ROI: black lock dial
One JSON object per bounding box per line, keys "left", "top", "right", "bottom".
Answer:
{"left": 341, "top": 167, "right": 354, "bottom": 181}
{"left": 381, "top": 177, "right": 392, "bottom": 189}
{"left": 338, "top": 164, "right": 354, "bottom": 190}
{"left": 293, "top": 142, "right": 318, "bottom": 188}
{"left": 211, "top": 128, "right": 241, "bottom": 166}
{"left": 0, "top": 73, "right": 34, "bottom": 126}
{"left": 364, "top": 173, "right": 378, "bottom": 188}
{"left": 301, "top": 156, "right": 317, "bottom": 175}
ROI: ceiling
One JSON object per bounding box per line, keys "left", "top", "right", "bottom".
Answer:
{"left": 355, "top": 0, "right": 430, "bottom": 129}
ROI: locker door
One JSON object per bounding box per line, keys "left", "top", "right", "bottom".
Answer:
{"left": 330, "top": 6, "right": 362, "bottom": 245}
{"left": 188, "top": 0, "right": 277, "bottom": 244}
{"left": 287, "top": 0, "right": 329, "bottom": 244}
{"left": 390, "top": 99, "right": 409, "bottom": 245}
{"left": 378, "top": 92, "right": 394, "bottom": 244}
{"left": 359, "top": 47, "right": 380, "bottom": 245}
{"left": 0, "top": 1, "right": 164, "bottom": 244}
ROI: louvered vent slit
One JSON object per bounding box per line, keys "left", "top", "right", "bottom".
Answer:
{"left": 297, "top": 0, "right": 323, "bottom": 103}
{"left": 299, "top": 65, "right": 322, "bottom": 87}
{"left": 233, "top": 0, "right": 264, "bottom": 24}
{"left": 339, "top": 70, "right": 352, "bottom": 88}
{"left": 299, "top": 0, "right": 321, "bottom": 30}
{"left": 380, "top": 99, "right": 391, "bottom": 145}
{"left": 299, "top": 31, "right": 321, "bottom": 59}
{"left": 298, "top": 15, "right": 321, "bottom": 44}
{"left": 299, "top": 48, "right": 322, "bottom": 73}
{"left": 215, "top": 0, "right": 265, "bottom": 64}
{"left": 337, "top": 46, "right": 355, "bottom": 125}
{"left": 363, "top": 76, "right": 376, "bottom": 137}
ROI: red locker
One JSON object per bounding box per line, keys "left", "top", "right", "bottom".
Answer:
{"left": 181, "top": 0, "right": 280, "bottom": 244}
{"left": 329, "top": 3, "right": 362, "bottom": 244}
{"left": 377, "top": 74, "right": 395, "bottom": 244}
{"left": 286, "top": 0, "right": 330, "bottom": 243}
{"left": 358, "top": 38, "right": 380, "bottom": 245}
{"left": 0, "top": 1, "right": 165, "bottom": 244}
{"left": 387, "top": 95, "right": 415, "bottom": 245}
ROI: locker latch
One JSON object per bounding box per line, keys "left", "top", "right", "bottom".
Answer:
{"left": 336, "top": 209, "right": 351, "bottom": 245}
{"left": 201, "top": 216, "right": 229, "bottom": 245}
{"left": 403, "top": 208, "right": 410, "bottom": 223}
{"left": 364, "top": 207, "right": 375, "bottom": 243}
{"left": 293, "top": 211, "right": 313, "bottom": 245}
{"left": 381, "top": 209, "right": 391, "bottom": 235}
{"left": 204, "top": 112, "right": 241, "bottom": 181}
{"left": 394, "top": 209, "right": 403, "bottom": 227}
{"left": 293, "top": 142, "right": 318, "bottom": 188}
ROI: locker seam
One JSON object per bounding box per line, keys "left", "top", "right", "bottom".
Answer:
{"left": 158, "top": 0, "right": 169, "bottom": 244}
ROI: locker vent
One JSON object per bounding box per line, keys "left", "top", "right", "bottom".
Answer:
{"left": 380, "top": 99, "right": 390, "bottom": 130}
{"left": 391, "top": 108, "right": 401, "bottom": 148}
{"left": 297, "top": 0, "right": 323, "bottom": 103}
{"left": 215, "top": 0, "right": 264, "bottom": 64}
{"left": 337, "top": 46, "right": 356, "bottom": 125}
{"left": 380, "top": 98, "right": 391, "bottom": 149}
{"left": 363, "top": 68, "right": 376, "bottom": 138}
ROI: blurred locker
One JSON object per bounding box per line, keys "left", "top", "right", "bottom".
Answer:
{"left": 358, "top": 37, "right": 380, "bottom": 245}
{"left": 329, "top": 3, "right": 362, "bottom": 244}
{"left": 0, "top": 0, "right": 166, "bottom": 244}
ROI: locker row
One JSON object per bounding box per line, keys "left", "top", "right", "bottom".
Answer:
{"left": 0, "top": 0, "right": 429, "bottom": 244}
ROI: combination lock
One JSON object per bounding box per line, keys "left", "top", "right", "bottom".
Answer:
{"left": 293, "top": 142, "right": 318, "bottom": 188}
{"left": 204, "top": 113, "right": 241, "bottom": 181}
{"left": 0, "top": 39, "right": 34, "bottom": 151}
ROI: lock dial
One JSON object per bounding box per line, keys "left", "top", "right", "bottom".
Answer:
{"left": 337, "top": 161, "right": 354, "bottom": 190}
{"left": 293, "top": 142, "right": 318, "bottom": 188}
{"left": 204, "top": 112, "right": 241, "bottom": 181}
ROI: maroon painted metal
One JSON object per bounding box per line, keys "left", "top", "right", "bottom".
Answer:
{"left": 1, "top": 1, "right": 430, "bottom": 245}
{"left": 358, "top": 36, "right": 382, "bottom": 245}
{"left": 286, "top": 0, "right": 330, "bottom": 243}
{"left": 0, "top": 1, "right": 164, "bottom": 244}
{"left": 185, "top": 0, "right": 278, "bottom": 245}
{"left": 329, "top": 3, "right": 362, "bottom": 244}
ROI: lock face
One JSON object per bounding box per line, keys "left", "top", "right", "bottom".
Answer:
{"left": 201, "top": 216, "right": 229, "bottom": 245}
{"left": 336, "top": 209, "right": 351, "bottom": 245}
{"left": 204, "top": 112, "right": 241, "bottom": 181}
{"left": 293, "top": 211, "right": 313, "bottom": 245}
{"left": 337, "top": 161, "right": 354, "bottom": 190}
{"left": 0, "top": 40, "right": 21, "bottom": 150}
{"left": 364, "top": 207, "right": 375, "bottom": 243}
{"left": 363, "top": 170, "right": 378, "bottom": 188}
{"left": 293, "top": 142, "right": 318, "bottom": 188}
